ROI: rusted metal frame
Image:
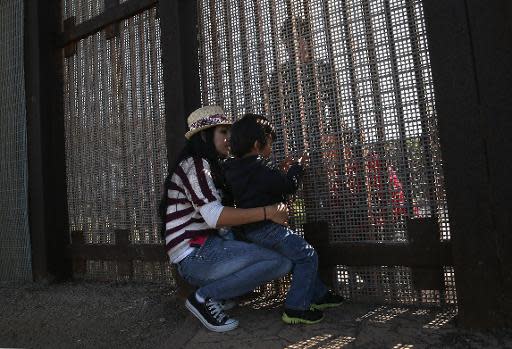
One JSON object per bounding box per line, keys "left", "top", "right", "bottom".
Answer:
{"left": 69, "top": 230, "right": 167, "bottom": 279}
{"left": 285, "top": 0, "right": 308, "bottom": 152}
{"left": 197, "top": 0, "right": 209, "bottom": 104}
{"left": 402, "top": 2, "right": 445, "bottom": 303}
{"left": 237, "top": 0, "right": 253, "bottom": 111}
{"left": 361, "top": 0, "right": 394, "bottom": 239}
{"left": 63, "top": 17, "right": 77, "bottom": 57}
{"left": 339, "top": 0, "right": 369, "bottom": 234}
{"left": 108, "top": 12, "right": 124, "bottom": 225}
{"left": 318, "top": 0, "right": 350, "bottom": 218}
{"left": 148, "top": 8, "right": 162, "bottom": 164}
{"left": 176, "top": 0, "right": 202, "bottom": 116}
{"left": 25, "top": 0, "right": 72, "bottom": 281}
{"left": 105, "top": 0, "right": 121, "bottom": 39}
{"left": 127, "top": 14, "right": 141, "bottom": 225}
{"left": 298, "top": 0, "right": 339, "bottom": 231}
{"left": 252, "top": 0, "right": 270, "bottom": 114}
{"left": 423, "top": 0, "right": 512, "bottom": 328}
{"left": 208, "top": 0, "right": 224, "bottom": 104}
{"left": 339, "top": 1, "right": 379, "bottom": 299}
{"left": 138, "top": 9, "right": 157, "bottom": 229}
{"left": 301, "top": 0, "right": 324, "bottom": 132}
{"left": 59, "top": 0, "right": 157, "bottom": 47}
{"left": 86, "top": 15, "right": 106, "bottom": 218}
{"left": 69, "top": 243, "right": 167, "bottom": 261}
{"left": 93, "top": 17, "right": 116, "bottom": 218}
{"left": 223, "top": 0, "right": 238, "bottom": 116}
{"left": 321, "top": 0, "right": 344, "bottom": 135}
{"left": 268, "top": 0, "right": 289, "bottom": 156}
{"left": 148, "top": 9, "right": 165, "bottom": 237}
{"left": 301, "top": 0, "right": 327, "bottom": 157}
{"left": 314, "top": 242, "right": 452, "bottom": 268}
{"left": 118, "top": 15, "right": 131, "bottom": 221}
{"left": 383, "top": 0, "right": 415, "bottom": 217}
{"left": 405, "top": 2, "right": 438, "bottom": 219}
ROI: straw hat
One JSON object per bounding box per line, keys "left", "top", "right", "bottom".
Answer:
{"left": 185, "top": 106, "right": 232, "bottom": 139}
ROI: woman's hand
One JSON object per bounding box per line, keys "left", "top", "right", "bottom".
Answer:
{"left": 266, "top": 203, "right": 289, "bottom": 226}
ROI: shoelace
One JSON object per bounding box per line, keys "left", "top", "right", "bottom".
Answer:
{"left": 206, "top": 300, "right": 227, "bottom": 323}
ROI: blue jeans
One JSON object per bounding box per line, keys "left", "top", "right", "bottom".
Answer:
{"left": 177, "top": 234, "right": 292, "bottom": 301}
{"left": 245, "top": 222, "right": 328, "bottom": 310}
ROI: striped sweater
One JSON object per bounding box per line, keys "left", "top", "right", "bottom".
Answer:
{"left": 165, "top": 157, "right": 221, "bottom": 263}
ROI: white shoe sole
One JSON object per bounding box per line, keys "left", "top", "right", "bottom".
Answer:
{"left": 185, "top": 300, "right": 239, "bottom": 332}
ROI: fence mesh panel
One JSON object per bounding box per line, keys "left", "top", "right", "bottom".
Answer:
{"left": 0, "top": 0, "right": 32, "bottom": 282}
{"left": 63, "top": 6, "right": 170, "bottom": 281}
{"left": 198, "top": 0, "right": 453, "bottom": 305}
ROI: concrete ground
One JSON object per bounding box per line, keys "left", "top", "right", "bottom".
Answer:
{"left": 0, "top": 282, "right": 511, "bottom": 349}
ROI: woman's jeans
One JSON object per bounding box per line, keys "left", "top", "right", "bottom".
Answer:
{"left": 177, "top": 234, "right": 293, "bottom": 301}
{"left": 245, "top": 222, "right": 328, "bottom": 310}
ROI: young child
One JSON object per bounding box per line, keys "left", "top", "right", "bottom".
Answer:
{"left": 224, "top": 113, "right": 344, "bottom": 324}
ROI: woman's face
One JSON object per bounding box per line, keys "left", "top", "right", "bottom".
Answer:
{"left": 213, "top": 125, "right": 230, "bottom": 158}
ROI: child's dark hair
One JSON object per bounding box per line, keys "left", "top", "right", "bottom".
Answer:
{"left": 229, "top": 113, "right": 276, "bottom": 158}
{"left": 158, "top": 127, "right": 232, "bottom": 239}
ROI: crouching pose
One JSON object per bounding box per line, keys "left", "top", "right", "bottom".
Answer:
{"left": 224, "top": 114, "right": 344, "bottom": 325}
{"left": 161, "top": 106, "right": 292, "bottom": 332}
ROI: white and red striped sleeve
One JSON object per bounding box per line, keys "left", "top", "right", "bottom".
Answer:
{"left": 175, "top": 157, "right": 222, "bottom": 210}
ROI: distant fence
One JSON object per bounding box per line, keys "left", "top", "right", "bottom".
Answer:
{"left": 0, "top": 0, "right": 32, "bottom": 281}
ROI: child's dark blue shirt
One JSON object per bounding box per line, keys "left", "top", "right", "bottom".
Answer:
{"left": 223, "top": 155, "right": 303, "bottom": 211}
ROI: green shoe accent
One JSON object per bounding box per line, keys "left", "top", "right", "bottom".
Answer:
{"left": 281, "top": 312, "right": 324, "bottom": 325}
{"left": 310, "top": 301, "right": 343, "bottom": 311}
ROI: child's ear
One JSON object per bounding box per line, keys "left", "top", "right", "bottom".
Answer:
{"left": 253, "top": 140, "right": 261, "bottom": 152}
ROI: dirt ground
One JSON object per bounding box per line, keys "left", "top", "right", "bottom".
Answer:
{"left": 1, "top": 282, "right": 511, "bottom": 349}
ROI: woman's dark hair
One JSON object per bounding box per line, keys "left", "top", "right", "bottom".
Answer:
{"left": 159, "top": 126, "right": 232, "bottom": 239}
{"left": 229, "top": 113, "right": 276, "bottom": 158}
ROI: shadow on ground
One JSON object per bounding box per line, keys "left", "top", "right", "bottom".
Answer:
{"left": 0, "top": 282, "right": 511, "bottom": 349}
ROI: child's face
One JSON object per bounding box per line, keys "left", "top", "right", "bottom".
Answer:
{"left": 214, "top": 125, "right": 230, "bottom": 158}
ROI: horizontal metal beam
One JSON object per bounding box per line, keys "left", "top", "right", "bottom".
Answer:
{"left": 68, "top": 243, "right": 167, "bottom": 261}
{"left": 315, "top": 241, "right": 453, "bottom": 268}
{"left": 58, "top": 0, "right": 157, "bottom": 47}
{"left": 68, "top": 240, "right": 452, "bottom": 267}
{"left": 68, "top": 230, "right": 167, "bottom": 262}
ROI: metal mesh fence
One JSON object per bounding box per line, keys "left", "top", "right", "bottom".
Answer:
{"left": 63, "top": 0, "right": 104, "bottom": 25}
{"left": 62, "top": 6, "right": 171, "bottom": 281}
{"left": 63, "top": 0, "right": 134, "bottom": 25}
{"left": 198, "top": 0, "right": 453, "bottom": 305}
{"left": 335, "top": 265, "right": 457, "bottom": 306}
{"left": 0, "top": 0, "right": 32, "bottom": 282}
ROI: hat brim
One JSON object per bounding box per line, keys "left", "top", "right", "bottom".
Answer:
{"left": 185, "top": 122, "right": 232, "bottom": 139}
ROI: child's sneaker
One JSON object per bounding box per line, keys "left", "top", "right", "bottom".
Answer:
{"left": 282, "top": 308, "right": 324, "bottom": 324}
{"left": 185, "top": 293, "right": 239, "bottom": 332}
{"left": 310, "top": 292, "right": 344, "bottom": 310}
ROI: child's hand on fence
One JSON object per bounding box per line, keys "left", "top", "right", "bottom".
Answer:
{"left": 279, "top": 156, "right": 295, "bottom": 172}
{"left": 298, "top": 152, "right": 310, "bottom": 167}
{"left": 267, "top": 203, "right": 289, "bottom": 226}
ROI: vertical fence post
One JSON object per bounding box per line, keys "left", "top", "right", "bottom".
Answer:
{"left": 25, "top": 0, "right": 72, "bottom": 282}
{"left": 158, "top": 0, "right": 201, "bottom": 297}
{"left": 423, "top": 0, "right": 512, "bottom": 328}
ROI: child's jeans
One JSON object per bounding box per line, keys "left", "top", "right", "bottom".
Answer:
{"left": 177, "top": 233, "right": 292, "bottom": 301}
{"left": 245, "top": 222, "right": 329, "bottom": 310}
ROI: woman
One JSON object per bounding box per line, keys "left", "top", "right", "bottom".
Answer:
{"left": 161, "top": 106, "right": 292, "bottom": 333}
